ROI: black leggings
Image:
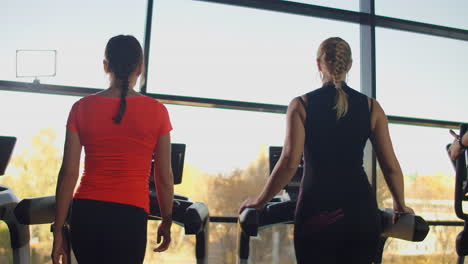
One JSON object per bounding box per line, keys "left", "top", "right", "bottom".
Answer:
{"left": 70, "top": 199, "right": 148, "bottom": 264}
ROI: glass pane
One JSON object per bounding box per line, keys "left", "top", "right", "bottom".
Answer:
{"left": 144, "top": 222, "right": 295, "bottom": 263}
{"left": 280, "top": 0, "right": 358, "bottom": 11}
{"left": 0, "top": 221, "right": 13, "bottom": 264}
{"left": 382, "top": 225, "right": 463, "bottom": 264}
{"left": 250, "top": 225, "right": 296, "bottom": 263}
{"left": 144, "top": 221, "right": 197, "bottom": 263}
{"left": 376, "top": 124, "right": 458, "bottom": 221}
{"left": 0, "top": 1, "right": 147, "bottom": 88}
{"left": 167, "top": 104, "right": 285, "bottom": 216}
{"left": 0, "top": 91, "right": 78, "bottom": 164}
{"left": 376, "top": 0, "right": 468, "bottom": 30}
{"left": 147, "top": 0, "right": 361, "bottom": 105}
{"left": 30, "top": 224, "right": 54, "bottom": 263}
{"left": 376, "top": 28, "right": 468, "bottom": 123}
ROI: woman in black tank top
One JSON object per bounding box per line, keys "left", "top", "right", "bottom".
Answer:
{"left": 240, "top": 37, "right": 414, "bottom": 263}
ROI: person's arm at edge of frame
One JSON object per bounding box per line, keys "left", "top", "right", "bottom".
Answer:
{"left": 153, "top": 132, "right": 174, "bottom": 252}
{"left": 239, "top": 97, "right": 305, "bottom": 212}
{"left": 52, "top": 129, "right": 82, "bottom": 264}
{"left": 369, "top": 99, "right": 414, "bottom": 219}
{"left": 462, "top": 132, "right": 468, "bottom": 148}
{"left": 449, "top": 129, "right": 468, "bottom": 160}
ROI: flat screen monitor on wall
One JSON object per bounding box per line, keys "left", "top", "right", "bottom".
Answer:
{"left": 16, "top": 50, "right": 57, "bottom": 83}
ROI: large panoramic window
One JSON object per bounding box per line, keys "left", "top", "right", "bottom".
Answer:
{"left": 376, "top": 28, "right": 468, "bottom": 123}
{"left": 147, "top": 0, "right": 361, "bottom": 105}
{"left": 1, "top": 0, "right": 467, "bottom": 263}
{"left": 0, "top": 0, "right": 147, "bottom": 88}
{"left": 376, "top": 0, "right": 468, "bottom": 30}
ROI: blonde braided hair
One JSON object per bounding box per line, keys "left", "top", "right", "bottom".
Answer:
{"left": 317, "top": 37, "right": 352, "bottom": 120}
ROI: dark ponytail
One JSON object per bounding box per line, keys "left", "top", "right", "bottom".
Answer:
{"left": 113, "top": 79, "right": 129, "bottom": 123}
{"left": 104, "top": 35, "right": 143, "bottom": 124}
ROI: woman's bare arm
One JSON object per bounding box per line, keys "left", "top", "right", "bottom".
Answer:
{"left": 54, "top": 129, "right": 82, "bottom": 229}
{"left": 240, "top": 97, "right": 305, "bottom": 210}
{"left": 154, "top": 133, "right": 174, "bottom": 221}
{"left": 153, "top": 133, "right": 173, "bottom": 252}
{"left": 449, "top": 130, "right": 468, "bottom": 160}
{"left": 369, "top": 99, "right": 408, "bottom": 211}
{"left": 462, "top": 132, "right": 468, "bottom": 147}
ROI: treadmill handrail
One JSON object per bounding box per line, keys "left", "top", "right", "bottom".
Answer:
{"left": 238, "top": 201, "right": 429, "bottom": 242}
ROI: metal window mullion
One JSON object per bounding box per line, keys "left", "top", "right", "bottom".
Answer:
{"left": 0, "top": 80, "right": 464, "bottom": 129}
{"left": 140, "top": 0, "right": 155, "bottom": 94}
{"left": 375, "top": 15, "right": 468, "bottom": 42}
{"left": 360, "top": 0, "right": 377, "bottom": 192}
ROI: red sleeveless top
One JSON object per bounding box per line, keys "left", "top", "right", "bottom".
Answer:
{"left": 67, "top": 94, "right": 172, "bottom": 213}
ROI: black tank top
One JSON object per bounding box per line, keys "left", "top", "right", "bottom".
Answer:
{"left": 296, "top": 82, "right": 377, "bottom": 224}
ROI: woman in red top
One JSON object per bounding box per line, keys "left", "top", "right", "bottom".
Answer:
{"left": 51, "top": 35, "right": 174, "bottom": 264}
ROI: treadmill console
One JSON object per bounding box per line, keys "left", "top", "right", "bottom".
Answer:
{"left": 149, "top": 143, "right": 186, "bottom": 192}
{"left": 0, "top": 136, "right": 17, "bottom": 176}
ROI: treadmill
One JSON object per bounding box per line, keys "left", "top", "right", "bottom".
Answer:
{"left": 0, "top": 136, "right": 30, "bottom": 264}
{"left": 13, "top": 143, "right": 209, "bottom": 264}
{"left": 237, "top": 146, "right": 429, "bottom": 264}
{"left": 148, "top": 143, "right": 210, "bottom": 264}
